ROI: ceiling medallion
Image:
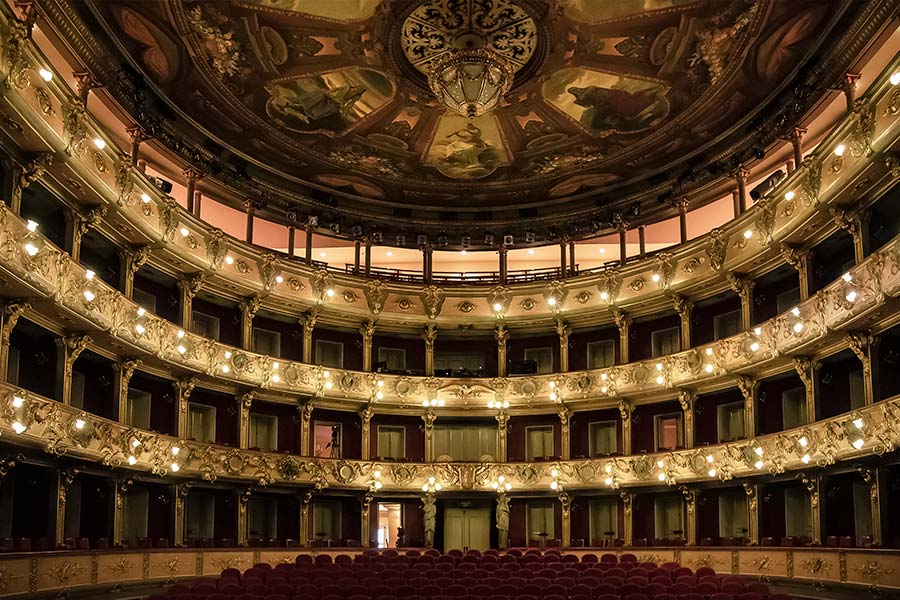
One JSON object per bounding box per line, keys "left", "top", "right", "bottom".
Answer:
{"left": 403, "top": 0, "right": 537, "bottom": 119}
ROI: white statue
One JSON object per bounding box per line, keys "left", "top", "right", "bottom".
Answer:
{"left": 496, "top": 492, "right": 510, "bottom": 550}
{"left": 422, "top": 493, "right": 436, "bottom": 548}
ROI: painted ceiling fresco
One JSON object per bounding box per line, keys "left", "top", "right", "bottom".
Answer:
{"left": 88, "top": 0, "right": 843, "bottom": 231}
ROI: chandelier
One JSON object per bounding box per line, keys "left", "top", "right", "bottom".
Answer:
{"left": 428, "top": 48, "right": 513, "bottom": 119}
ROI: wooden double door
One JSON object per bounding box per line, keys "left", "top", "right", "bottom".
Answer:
{"left": 443, "top": 507, "right": 490, "bottom": 552}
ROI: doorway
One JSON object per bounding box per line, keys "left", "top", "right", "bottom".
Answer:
{"left": 377, "top": 503, "right": 402, "bottom": 548}
{"left": 443, "top": 507, "right": 490, "bottom": 552}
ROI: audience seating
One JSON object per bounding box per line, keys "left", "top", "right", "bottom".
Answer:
{"left": 150, "top": 550, "right": 796, "bottom": 600}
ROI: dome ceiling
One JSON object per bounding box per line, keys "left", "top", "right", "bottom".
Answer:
{"left": 79, "top": 0, "right": 863, "bottom": 246}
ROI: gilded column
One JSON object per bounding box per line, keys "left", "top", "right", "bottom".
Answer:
{"left": 726, "top": 273, "right": 755, "bottom": 332}
{"left": 423, "top": 409, "right": 436, "bottom": 462}
{"left": 126, "top": 126, "right": 149, "bottom": 165}
{"left": 620, "top": 491, "right": 633, "bottom": 546}
{"left": 360, "top": 404, "right": 374, "bottom": 461}
{"left": 558, "top": 405, "right": 570, "bottom": 460}
{"left": 556, "top": 319, "right": 570, "bottom": 373}
{"left": 846, "top": 333, "right": 874, "bottom": 406}
{"left": 177, "top": 274, "right": 204, "bottom": 331}
{"left": 240, "top": 295, "right": 262, "bottom": 351}
{"left": 673, "top": 198, "right": 689, "bottom": 244}
{"left": 361, "top": 493, "right": 373, "bottom": 548}
{"left": 115, "top": 358, "right": 141, "bottom": 424}
{"left": 300, "top": 491, "right": 312, "bottom": 546}
{"left": 793, "top": 357, "right": 816, "bottom": 424}
{"left": 860, "top": 468, "right": 882, "bottom": 546}
{"left": 183, "top": 169, "right": 201, "bottom": 214}
{"left": 57, "top": 334, "right": 92, "bottom": 405}
{"left": 613, "top": 309, "right": 631, "bottom": 364}
{"left": 496, "top": 411, "right": 509, "bottom": 463}
{"left": 0, "top": 301, "right": 29, "bottom": 383}
{"left": 495, "top": 324, "right": 508, "bottom": 377}
{"left": 174, "top": 483, "right": 192, "bottom": 547}
{"left": 300, "top": 402, "right": 313, "bottom": 457}
{"left": 237, "top": 489, "right": 251, "bottom": 547}
{"left": 732, "top": 167, "right": 749, "bottom": 216}
{"left": 781, "top": 245, "right": 812, "bottom": 301}
{"left": 120, "top": 246, "right": 150, "bottom": 299}
{"left": 616, "top": 224, "right": 627, "bottom": 266}
{"left": 682, "top": 487, "right": 697, "bottom": 546}
{"left": 741, "top": 482, "right": 759, "bottom": 545}
{"left": 237, "top": 392, "right": 253, "bottom": 449}
{"left": 559, "top": 491, "right": 571, "bottom": 547}
{"left": 174, "top": 377, "right": 198, "bottom": 439}
{"left": 423, "top": 324, "right": 437, "bottom": 377}
{"left": 360, "top": 319, "right": 375, "bottom": 372}
{"left": 736, "top": 376, "right": 757, "bottom": 438}
{"left": 671, "top": 293, "right": 693, "bottom": 351}
{"left": 301, "top": 309, "right": 318, "bottom": 364}
{"left": 113, "top": 478, "right": 133, "bottom": 547}
{"left": 802, "top": 474, "right": 821, "bottom": 545}
{"left": 678, "top": 390, "right": 695, "bottom": 449}
{"left": 618, "top": 399, "right": 632, "bottom": 455}
{"left": 789, "top": 127, "right": 807, "bottom": 168}
{"left": 55, "top": 468, "right": 78, "bottom": 548}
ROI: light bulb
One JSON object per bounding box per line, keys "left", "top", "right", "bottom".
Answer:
{"left": 491, "top": 482, "right": 498, "bottom": 490}
{"left": 26, "top": 220, "right": 38, "bottom": 231}
{"left": 498, "top": 476, "right": 505, "bottom": 483}
{"left": 493, "top": 303, "right": 502, "bottom": 311}
{"left": 656, "top": 363, "right": 663, "bottom": 371}
{"left": 604, "top": 477, "right": 613, "bottom": 486}
{"left": 179, "top": 227, "right": 189, "bottom": 237}
{"left": 275, "top": 275, "right": 284, "bottom": 284}
{"left": 134, "top": 323, "right": 145, "bottom": 335}
{"left": 834, "top": 144, "right": 846, "bottom": 157}
{"left": 801, "top": 454, "right": 811, "bottom": 464}
{"left": 377, "top": 380, "right": 384, "bottom": 387}
{"left": 551, "top": 468, "right": 558, "bottom": 477}
{"left": 423, "top": 484, "right": 430, "bottom": 492}
{"left": 784, "top": 191, "right": 795, "bottom": 201}
{"left": 549, "top": 392, "right": 557, "bottom": 401}
{"left": 842, "top": 272, "right": 853, "bottom": 282}
{"left": 38, "top": 68, "right": 52, "bottom": 81}
{"left": 708, "top": 468, "right": 717, "bottom": 477}
{"left": 656, "top": 376, "right": 664, "bottom": 384}
{"left": 326, "top": 288, "right": 335, "bottom": 297}
{"left": 375, "top": 391, "right": 383, "bottom": 400}
{"left": 845, "top": 290, "right": 858, "bottom": 303}
{"left": 224, "top": 351, "right": 232, "bottom": 359}
{"left": 852, "top": 438, "right": 864, "bottom": 450}
{"left": 325, "top": 381, "right": 333, "bottom": 389}
{"left": 753, "top": 327, "right": 762, "bottom": 336}
{"left": 704, "top": 363, "right": 714, "bottom": 373}
{"left": 141, "top": 193, "right": 151, "bottom": 204}
{"left": 600, "top": 373, "right": 608, "bottom": 381}
{"left": 12, "top": 422, "right": 26, "bottom": 434}
{"left": 706, "top": 454, "right": 714, "bottom": 463}
{"left": 11, "top": 396, "right": 24, "bottom": 409}
{"left": 137, "top": 308, "right": 146, "bottom": 317}
{"left": 374, "top": 481, "right": 382, "bottom": 489}
{"left": 651, "top": 273, "right": 660, "bottom": 283}
{"left": 171, "top": 462, "right": 180, "bottom": 472}
{"left": 891, "top": 72, "right": 900, "bottom": 86}
{"left": 373, "top": 470, "right": 381, "bottom": 479}
{"left": 705, "top": 348, "right": 713, "bottom": 356}
{"left": 502, "top": 401, "right": 509, "bottom": 408}
{"left": 74, "top": 418, "right": 86, "bottom": 430}
{"left": 177, "top": 344, "right": 186, "bottom": 354}
{"left": 600, "top": 386, "right": 608, "bottom": 394}
{"left": 171, "top": 446, "right": 180, "bottom": 456}
{"left": 750, "top": 342, "right": 760, "bottom": 352}
{"left": 550, "top": 481, "right": 558, "bottom": 490}
{"left": 128, "top": 456, "right": 137, "bottom": 465}
{"left": 798, "top": 436, "right": 808, "bottom": 448}
{"left": 743, "top": 230, "right": 753, "bottom": 240}
{"left": 793, "top": 322, "right": 804, "bottom": 333}
{"left": 225, "top": 255, "right": 234, "bottom": 265}
{"left": 221, "top": 365, "right": 230, "bottom": 373}
{"left": 24, "top": 242, "right": 39, "bottom": 256}
{"left": 504, "top": 482, "right": 511, "bottom": 491}
{"left": 791, "top": 307, "right": 801, "bottom": 317}
{"left": 461, "top": 250, "right": 467, "bottom": 255}
{"left": 754, "top": 460, "right": 764, "bottom": 470}
{"left": 600, "top": 291, "right": 609, "bottom": 301}
{"left": 853, "top": 418, "right": 864, "bottom": 429}
{"left": 176, "top": 330, "right": 185, "bottom": 339}
{"left": 604, "top": 464, "right": 613, "bottom": 474}
{"left": 657, "top": 472, "right": 666, "bottom": 481}
{"left": 754, "top": 446, "right": 764, "bottom": 456}
{"left": 547, "top": 296, "right": 556, "bottom": 306}
{"left": 83, "top": 290, "right": 95, "bottom": 302}
{"left": 93, "top": 138, "right": 106, "bottom": 150}
{"left": 85, "top": 270, "right": 95, "bottom": 280}
{"left": 132, "top": 439, "right": 141, "bottom": 448}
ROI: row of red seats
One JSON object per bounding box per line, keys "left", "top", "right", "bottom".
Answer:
{"left": 149, "top": 551, "right": 795, "bottom": 600}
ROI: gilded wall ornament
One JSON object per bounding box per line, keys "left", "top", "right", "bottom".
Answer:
{"left": 364, "top": 280, "right": 387, "bottom": 314}
{"left": 520, "top": 298, "right": 536, "bottom": 311}
{"left": 420, "top": 285, "right": 445, "bottom": 319}
{"left": 456, "top": 300, "right": 476, "bottom": 313}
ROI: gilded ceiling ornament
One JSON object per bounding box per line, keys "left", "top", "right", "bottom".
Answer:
{"left": 629, "top": 277, "right": 645, "bottom": 292}
{"left": 3, "top": 18, "right": 31, "bottom": 90}
{"left": 753, "top": 198, "right": 776, "bottom": 245}
{"left": 596, "top": 270, "right": 623, "bottom": 305}
{"left": 186, "top": 6, "right": 248, "bottom": 81}
{"left": 542, "top": 280, "right": 567, "bottom": 311}
{"left": 33, "top": 86, "right": 54, "bottom": 117}
{"left": 62, "top": 99, "right": 87, "bottom": 157}
{"left": 309, "top": 267, "right": 334, "bottom": 302}
{"left": 798, "top": 156, "right": 822, "bottom": 207}
{"left": 204, "top": 228, "right": 227, "bottom": 270}
{"left": 654, "top": 253, "right": 677, "bottom": 289}
{"left": 487, "top": 285, "right": 512, "bottom": 313}
{"left": 850, "top": 98, "right": 876, "bottom": 158}
{"left": 157, "top": 199, "right": 179, "bottom": 243}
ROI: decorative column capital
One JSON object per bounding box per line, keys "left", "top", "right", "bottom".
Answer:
{"left": 72, "top": 71, "right": 101, "bottom": 97}
{"left": 359, "top": 318, "right": 376, "bottom": 340}
{"left": 422, "top": 323, "right": 438, "bottom": 348}
{"left": 64, "top": 333, "right": 92, "bottom": 374}
{"left": 731, "top": 166, "right": 750, "bottom": 182}
{"left": 1, "top": 300, "right": 30, "bottom": 345}
{"left": 301, "top": 307, "right": 319, "bottom": 331}
{"left": 671, "top": 197, "right": 690, "bottom": 213}
{"left": 555, "top": 318, "right": 570, "bottom": 342}
{"left": 668, "top": 292, "right": 693, "bottom": 319}
{"left": 180, "top": 273, "right": 206, "bottom": 300}
{"left": 792, "top": 356, "right": 814, "bottom": 387}
{"left": 126, "top": 126, "right": 151, "bottom": 144}
{"left": 176, "top": 377, "right": 198, "bottom": 399}
{"left": 726, "top": 272, "right": 754, "bottom": 300}
{"left": 422, "top": 408, "right": 437, "bottom": 431}
{"left": 612, "top": 309, "right": 631, "bottom": 333}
